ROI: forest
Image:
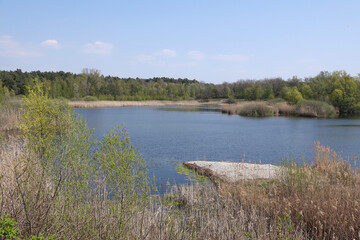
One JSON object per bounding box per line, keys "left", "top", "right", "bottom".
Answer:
{"left": 1, "top": 69, "right": 360, "bottom": 115}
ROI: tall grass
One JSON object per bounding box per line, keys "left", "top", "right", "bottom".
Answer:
{"left": 222, "top": 100, "right": 337, "bottom": 118}
{"left": 296, "top": 100, "right": 336, "bottom": 118}
{"left": 0, "top": 97, "right": 22, "bottom": 131}
{"left": 222, "top": 101, "right": 277, "bottom": 117}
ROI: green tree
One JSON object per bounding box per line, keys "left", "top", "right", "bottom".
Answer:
{"left": 285, "top": 87, "right": 303, "bottom": 104}
{"left": 328, "top": 71, "right": 358, "bottom": 115}
{"left": 300, "top": 83, "right": 313, "bottom": 99}
{"left": 20, "top": 80, "right": 70, "bottom": 162}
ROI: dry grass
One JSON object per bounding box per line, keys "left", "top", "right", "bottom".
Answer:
{"left": 68, "top": 100, "right": 222, "bottom": 108}
{"left": 0, "top": 98, "right": 22, "bottom": 131}
{"left": 224, "top": 142, "right": 360, "bottom": 239}
{"left": 222, "top": 101, "right": 278, "bottom": 117}
{"left": 222, "top": 100, "right": 336, "bottom": 118}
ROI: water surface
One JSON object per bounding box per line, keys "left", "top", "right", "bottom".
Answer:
{"left": 76, "top": 106, "right": 360, "bottom": 192}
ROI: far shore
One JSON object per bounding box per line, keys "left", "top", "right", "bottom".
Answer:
{"left": 68, "top": 100, "right": 223, "bottom": 108}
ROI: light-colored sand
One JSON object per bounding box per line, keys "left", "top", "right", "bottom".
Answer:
{"left": 184, "top": 161, "right": 282, "bottom": 182}
{"left": 68, "top": 100, "right": 222, "bottom": 108}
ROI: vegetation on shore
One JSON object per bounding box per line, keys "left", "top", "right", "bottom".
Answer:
{"left": 1, "top": 80, "right": 360, "bottom": 239}
{"left": 222, "top": 100, "right": 337, "bottom": 118}
{"left": 1, "top": 69, "right": 360, "bottom": 116}
{"left": 68, "top": 99, "right": 221, "bottom": 108}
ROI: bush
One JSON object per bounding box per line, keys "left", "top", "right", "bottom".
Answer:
{"left": 285, "top": 87, "right": 303, "bottom": 105}
{"left": 296, "top": 100, "right": 336, "bottom": 118}
{"left": 1, "top": 81, "right": 150, "bottom": 239}
{"left": 225, "top": 96, "right": 236, "bottom": 104}
{"left": 81, "top": 95, "right": 98, "bottom": 101}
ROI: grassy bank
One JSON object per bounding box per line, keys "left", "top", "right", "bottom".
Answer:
{"left": 222, "top": 100, "right": 336, "bottom": 118}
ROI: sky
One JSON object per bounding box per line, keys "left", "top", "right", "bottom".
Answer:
{"left": 0, "top": 0, "right": 360, "bottom": 84}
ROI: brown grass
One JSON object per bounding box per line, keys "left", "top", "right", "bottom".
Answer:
{"left": 224, "top": 142, "right": 360, "bottom": 239}
{"left": 68, "top": 100, "right": 222, "bottom": 108}
{"left": 222, "top": 101, "right": 279, "bottom": 117}
{"left": 222, "top": 100, "right": 336, "bottom": 118}
{"left": 0, "top": 98, "right": 22, "bottom": 131}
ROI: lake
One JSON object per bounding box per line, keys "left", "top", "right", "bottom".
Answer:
{"left": 76, "top": 105, "right": 360, "bottom": 193}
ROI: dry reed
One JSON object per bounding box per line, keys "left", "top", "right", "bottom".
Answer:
{"left": 68, "top": 100, "right": 221, "bottom": 108}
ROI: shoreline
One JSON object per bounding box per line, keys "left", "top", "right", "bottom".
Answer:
{"left": 68, "top": 100, "right": 223, "bottom": 108}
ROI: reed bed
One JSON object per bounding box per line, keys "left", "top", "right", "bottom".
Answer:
{"left": 0, "top": 98, "right": 22, "bottom": 131}
{"left": 68, "top": 100, "right": 221, "bottom": 108}
{"left": 222, "top": 100, "right": 336, "bottom": 118}
{"left": 222, "top": 101, "right": 278, "bottom": 117}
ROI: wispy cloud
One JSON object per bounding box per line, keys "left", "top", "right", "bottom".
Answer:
{"left": 83, "top": 41, "right": 114, "bottom": 55}
{"left": 0, "top": 35, "right": 42, "bottom": 57}
{"left": 212, "top": 54, "right": 248, "bottom": 62}
{"left": 135, "top": 48, "right": 177, "bottom": 63}
{"left": 187, "top": 50, "right": 206, "bottom": 60}
{"left": 41, "top": 39, "right": 61, "bottom": 48}
{"left": 155, "top": 49, "right": 177, "bottom": 57}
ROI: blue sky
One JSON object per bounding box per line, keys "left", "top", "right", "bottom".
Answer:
{"left": 0, "top": 0, "right": 359, "bottom": 83}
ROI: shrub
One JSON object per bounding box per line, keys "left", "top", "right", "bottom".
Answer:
{"left": 1, "top": 80, "right": 150, "bottom": 239}
{"left": 225, "top": 96, "right": 236, "bottom": 104}
{"left": 285, "top": 87, "right": 303, "bottom": 105}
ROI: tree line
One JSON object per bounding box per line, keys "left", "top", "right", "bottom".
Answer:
{"left": 1, "top": 69, "right": 360, "bottom": 115}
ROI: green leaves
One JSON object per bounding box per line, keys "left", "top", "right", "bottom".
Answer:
{"left": 96, "top": 125, "right": 149, "bottom": 202}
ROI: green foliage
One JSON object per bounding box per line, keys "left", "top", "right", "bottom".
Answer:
{"left": 0, "top": 214, "right": 20, "bottom": 240}
{"left": 299, "top": 83, "right": 313, "bottom": 99}
{"left": 328, "top": 71, "right": 358, "bottom": 115}
{"left": 176, "top": 164, "right": 207, "bottom": 182}
{"left": 0, "top": 81, "right": 11, "bottom": 104}
{"left": 13, "top": 81, "right": 149, "bottom": 238}
{"left": 285, "top": 87, "right": 303, "bottom": 105}
{"left": 20, "top": 80, "right": 70, "bottom": 162}
{"left": 1, "top": 69, "right": 360, "bottom": 115}
{"left": 96, "top": 126, "right": 149, "bottom": 203}
{"left": 225, "top": 96, "right": 236, "bottom": 104}
{"left": 262, "top": 85, "right": 275, "bottom": 99}
{"left": 0, "top": 215, "right": 56, "bottom": 240}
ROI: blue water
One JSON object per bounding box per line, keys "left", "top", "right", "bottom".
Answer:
{"left": 76, "top": 106, "right": 360, "bottom": 192}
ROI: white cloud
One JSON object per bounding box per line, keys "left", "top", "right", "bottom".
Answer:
{"left": 0, "top": 35, "right": 42, "bottom": 57}
{"left": 41, "top": 39, "right": 60, "bottom": 48}
{"left": 83, "top": 41, "right": 114, "bottom": 55}
{"left": 134, "top": 48, "right": 177, "bottom": 64}
{"left": 187, "top": 50, "right": 206, "bottom": 60}
{"left": 155, "top": 49, "right": 177, "bottom": 57}
{"left": 212, "top": 54, "right": 248, "bottom": 62}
